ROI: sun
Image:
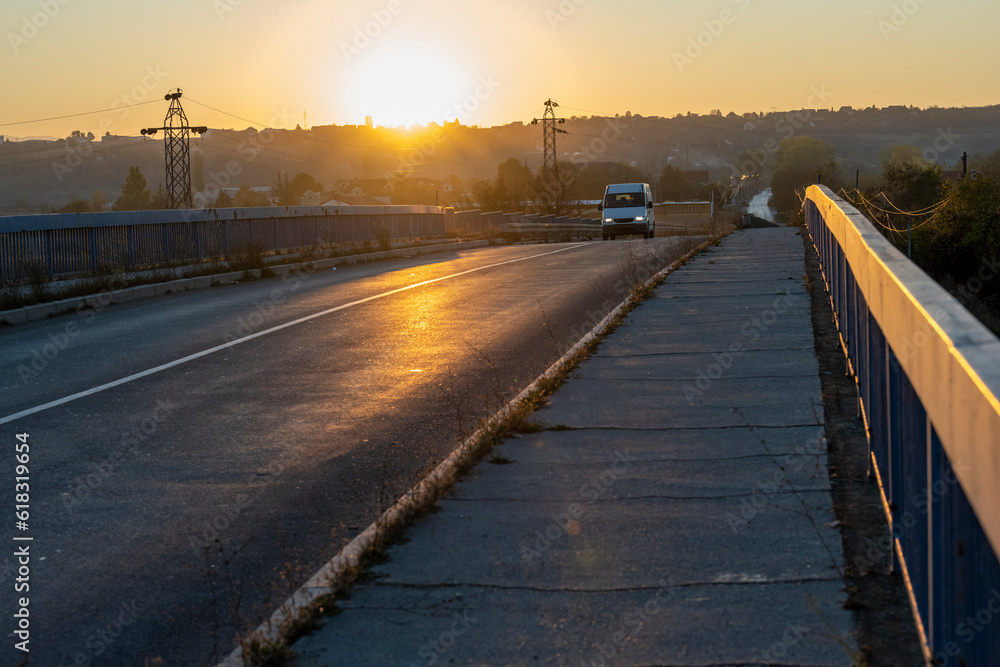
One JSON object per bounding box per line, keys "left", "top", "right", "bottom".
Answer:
{"left": 345, "top": 46, "right": 467, "bottom": 128}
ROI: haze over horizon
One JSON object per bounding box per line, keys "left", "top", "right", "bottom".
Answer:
{"left": 2, "top": 0, "right": 998, "bottom": 139}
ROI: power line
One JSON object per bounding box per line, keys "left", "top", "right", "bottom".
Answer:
{"left": 184, "top": 97, "right": 419, "bottom": 151}
{"left": 0, "top": 100, "right": 161, "bottom": 128}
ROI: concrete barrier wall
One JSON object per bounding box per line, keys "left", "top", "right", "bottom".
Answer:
{"left": 805, "top": 185, "right": 1000, "bottom": 662}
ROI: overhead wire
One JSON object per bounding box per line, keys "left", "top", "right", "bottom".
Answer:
{"left": 0, "top": 99, "right": 161, "bottom": 128}
{"left": 839, "top": 187, "right": 948, "bottom": 235}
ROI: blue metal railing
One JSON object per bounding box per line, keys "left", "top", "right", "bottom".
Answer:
{"left": 0, "top": 205, "right": 447, "bottom": 281}
{"left": 804, "top": 185, "right": 1000, "bottom": 664}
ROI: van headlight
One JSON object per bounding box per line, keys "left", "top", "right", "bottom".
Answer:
{"left": 635, "top": 216, "right": 646, "bottom": 222}
{"left": 603, "top": 218, "right": 613, "bottom": 223}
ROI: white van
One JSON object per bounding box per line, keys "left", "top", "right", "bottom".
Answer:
{"left": 599, "top": 183, "right": 655, "bottom": 240}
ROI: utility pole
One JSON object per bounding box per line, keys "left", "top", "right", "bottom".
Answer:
{"left": 141, "top": 89, "right": 207, "bottom": 209}
{"left": 303, "top": 110, "right": 308, "bottom": 131}
{"left": 962, "top": 152, "right": 968, "bottom": 178}
{"left": 532, "top": 99, "right": 567, "bottom": 178}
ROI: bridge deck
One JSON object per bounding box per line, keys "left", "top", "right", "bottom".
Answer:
{"left": 292, "top": 228, "right": 858, "bottom": 666}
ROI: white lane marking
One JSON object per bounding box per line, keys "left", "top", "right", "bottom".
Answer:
{"left": 1, "top": 244, "right": 590, "bottom": 425}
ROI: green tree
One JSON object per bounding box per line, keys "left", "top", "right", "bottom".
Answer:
{"left": 659, "top": 165, "right": 693, "bottom": 201}
{"left": 150, "top": 183, "right": 167, "bottom": 210}
{"left": 91, "top": 189, "right": 107, "bottom": 212}
{"left": 912, "top": 176, "right": 1000, "bottom": 286}
{"left": 470, "top": 158, "right": 534, "bottom": 213}
{"left": 215, "top": 189, "right": 234, "bottom": 207}
{"left": 235, "top": 184, "right": 269, "bottom": 207}
{"left": 534, "top": 161, "right": 582, "bottom": 216}
{"left": 769, "top": 136, "right": 838, "bottom": 215}
{"left": 288, "top": 172, "right": 324, "bottom": 199}
{"left": 270, "top": 172, "right": 295, "bottom": 206}
{"left": 879, "top": 145, "right": 943, "bottom": 211}
{"left": 972, "top": 149, "right": 1000, "bottom": 181}
{"left": 59, "top": 199, "right": 92, "bottom": 213}
{"left": 115, "top": 166, "right": 152, "bottom": 210}
{"left": 191, "top": 150, "right": 205, "bottom": 192}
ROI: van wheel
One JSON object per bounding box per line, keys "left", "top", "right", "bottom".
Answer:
{"left": 602, "top": 234, "right": 609, "bottom": 241}
{"left": 609, "top": 234, "right": 616, "bottom": 240}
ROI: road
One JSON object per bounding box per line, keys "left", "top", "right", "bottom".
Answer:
{"left": 747, "top": 189, "right": 776, "bottom": 222}
{"left": 0, "top": 237, "right": 696, "bottom": 665}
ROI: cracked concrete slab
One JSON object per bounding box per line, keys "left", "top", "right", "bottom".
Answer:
{"left": 297, "top": 583, "right": 856, "bottom": 666}
{"left": 289, "top": 228, "right": 858, "bottom": 666}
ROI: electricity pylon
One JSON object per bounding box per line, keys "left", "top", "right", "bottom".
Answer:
{"left": 142, "top": 89, "right": 207, "bottom": 209}
{"left": 532, "top": 99, "right": 567, "bottom": 178}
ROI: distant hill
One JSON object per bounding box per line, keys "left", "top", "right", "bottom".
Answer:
{"left": 1, "top": 105, "right": 998, "bottom": 213}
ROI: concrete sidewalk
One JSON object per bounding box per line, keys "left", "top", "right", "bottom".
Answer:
{"left": 291, "top": 228, "right": 858, "bottom": 666}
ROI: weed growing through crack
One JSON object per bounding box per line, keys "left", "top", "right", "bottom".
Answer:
{"left": 217, "top": 229, "right": 737, "bottom": 659}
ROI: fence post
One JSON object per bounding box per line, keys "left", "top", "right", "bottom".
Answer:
{"left": 161, "top": 223, "right": 171, "bottom": 263}
{"left": 47, "top": 229, "right": 57, "bottom": 277}
{"left": 84, "top": 227, "right": 96, "bottom": 274}
{"left": 192, "top": 221, "right": 201, "bottom": 261}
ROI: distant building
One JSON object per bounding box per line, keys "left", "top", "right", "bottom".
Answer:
{"left": 743, "top": 122, "right": 756, "bottom": 131}
{"left": 101, "top": 134, "right": 143, "bottom": 144}
{"left": 299, "top": 190, "right": 324, "bottom": 206}
{"left": 335, "top": 179, "right": 391, "bottom": 197}
{"left": 322, "top": 196, "right": 391, "bottom": 206}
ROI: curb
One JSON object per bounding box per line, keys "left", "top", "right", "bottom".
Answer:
{"left": 217, "top": 236, "right": 715, "bottom": 666}
{"left": 0, "top": 240, "right": 494, "bottom": 326}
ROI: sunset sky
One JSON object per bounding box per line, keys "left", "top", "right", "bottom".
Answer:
{"left": 2, "top": 0, "right": 998, "bottom": 138}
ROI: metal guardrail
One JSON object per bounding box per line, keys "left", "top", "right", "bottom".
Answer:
{"left": 804, "top": 185, "right": 1000, "bottom": 664}
{"left": 503, "top": 213, "right": 601, "bottom": 239}
{"left": 0, "top": 205, "right": 446, "bottom": 280}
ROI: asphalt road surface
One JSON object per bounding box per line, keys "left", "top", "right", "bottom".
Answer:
{"left": 0, "top": 238, "right": 696, "bottom": 666}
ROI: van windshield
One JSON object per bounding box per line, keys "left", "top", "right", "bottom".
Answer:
{"left": 604, "top": 192, "right": 646, "bottom": 208}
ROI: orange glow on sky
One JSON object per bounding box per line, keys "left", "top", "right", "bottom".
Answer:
{"left": 1, "top": 0, "right": 998, "bottom": 138}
